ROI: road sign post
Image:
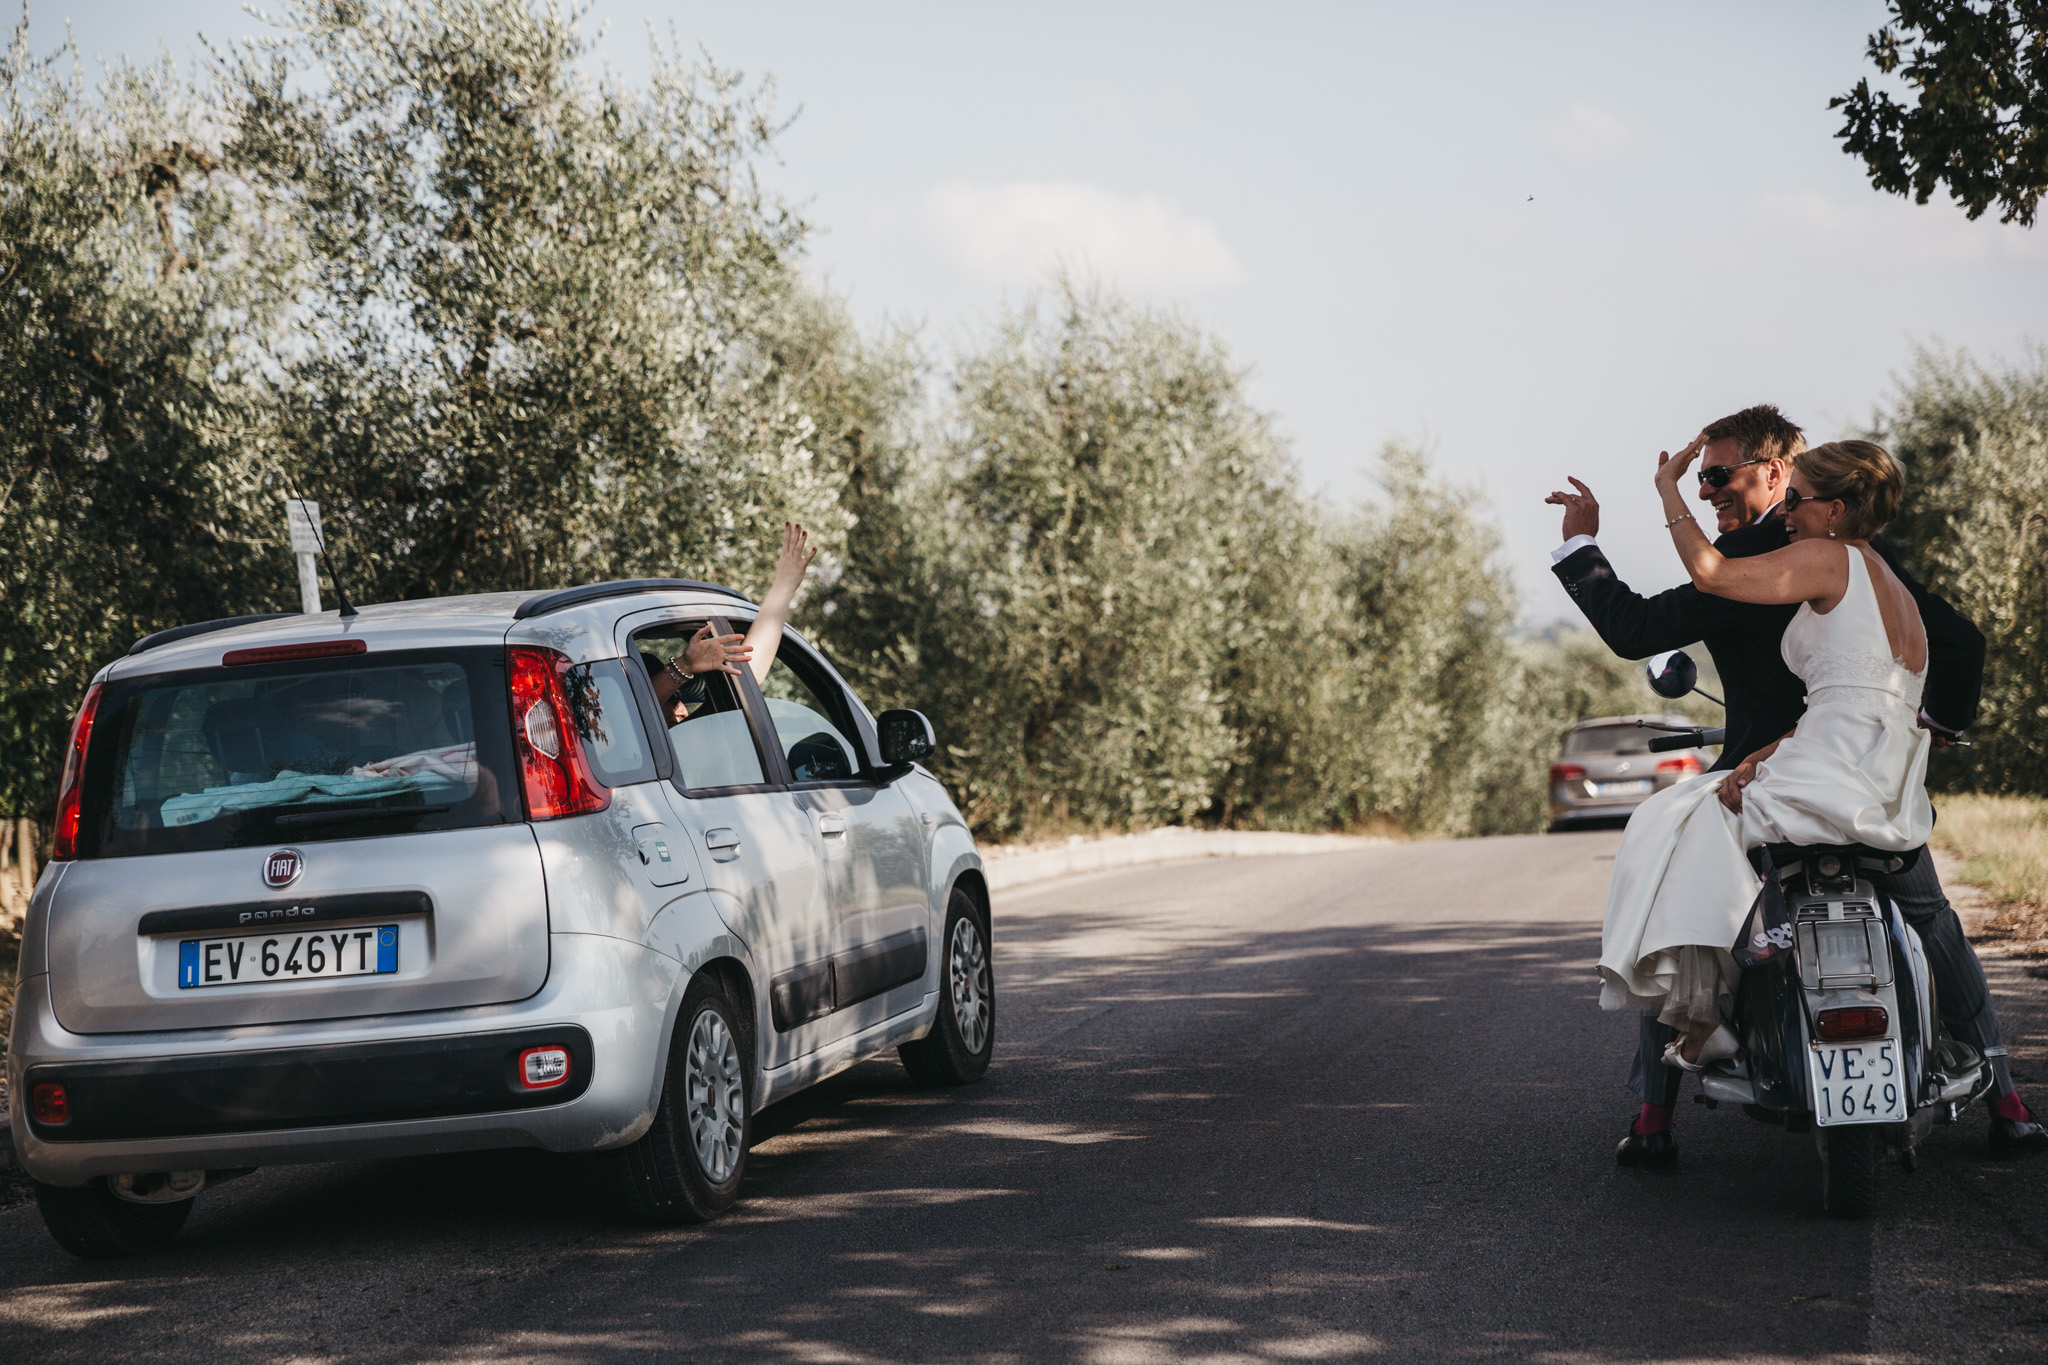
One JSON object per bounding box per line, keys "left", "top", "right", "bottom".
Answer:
{"left": 286, "top": 498, "right": 323, "bottom": 615}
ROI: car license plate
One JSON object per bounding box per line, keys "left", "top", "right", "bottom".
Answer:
{"left": 179, "top": 925, "right": 398, "bottom": 989}
{"left": 1589, "top": 779, "right": 1652, "bottom": 797}
{"left": 1808, "top": 1038, "right": 1906, "bottom": 1125}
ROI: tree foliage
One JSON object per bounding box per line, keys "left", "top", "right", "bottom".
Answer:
{"left": 230, "top": 0, "right": 839, "bottom": 601}
{"left": 0, "top": 24, "right": 295, "bottom": 813}
{"left": 0, "top": 0, "right": 1723, "bottom": 840}
{"left": 1873, "top": 346, "right": 2048, "bottom": 795}
{"left": 1834, "top": 1, "right": 2048, "bottom": 226}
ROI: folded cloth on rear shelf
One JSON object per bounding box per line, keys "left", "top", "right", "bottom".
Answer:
{"left": 160, "top": 742, "right": 477, "bottom": 827}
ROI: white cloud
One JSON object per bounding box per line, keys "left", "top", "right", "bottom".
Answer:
{"left": 907, "top": 180, "right": 1245, "bottom": 294}
{"left": 1548, "top": 104, "right": 1641, "bottom": 161}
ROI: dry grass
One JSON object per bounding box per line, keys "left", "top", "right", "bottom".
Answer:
{"left": 1934, "top": 793, "right": 2048, "bottom": 956}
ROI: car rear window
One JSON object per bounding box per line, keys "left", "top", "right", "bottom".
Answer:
{"left": 78, "top": 647, "right": 518, "bottom": 858}
{"left": 1562, "top": 724, "right": 1660, "bottom": 756}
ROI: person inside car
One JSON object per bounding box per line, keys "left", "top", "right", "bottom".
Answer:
{"left": 646, "top": 521, "right": 818, "bottom": 725}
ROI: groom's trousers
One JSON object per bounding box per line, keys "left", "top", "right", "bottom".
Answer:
{"left": 1628, "top": 848, "right": 2012, "bottom": 1107}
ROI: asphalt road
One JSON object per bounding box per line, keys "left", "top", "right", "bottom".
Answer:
{"left": 2, "top": 831, "right": 2045, "bottom": 1363}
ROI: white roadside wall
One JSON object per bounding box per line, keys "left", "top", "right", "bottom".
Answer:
{"left": 981, "top": 827, "right": 1384, "bottom": 892}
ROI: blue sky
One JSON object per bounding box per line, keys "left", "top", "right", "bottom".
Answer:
{"left": 14, "top": 2, "right": 2045, "bottom": 619}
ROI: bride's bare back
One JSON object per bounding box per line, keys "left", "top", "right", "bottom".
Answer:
{"left": 1858, "top": 546, "right": 1927, "bottom": 675}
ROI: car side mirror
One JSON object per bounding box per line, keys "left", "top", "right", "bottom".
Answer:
{"left": 1645, "top": 650, "right": 1699, "bottom": 700}
{"left": 877, "top": 709, "right": 935, "bottom": 767}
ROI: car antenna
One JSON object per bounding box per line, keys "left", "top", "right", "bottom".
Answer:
{"left": 286, "top": 480, "right": 359, "bottom": 620}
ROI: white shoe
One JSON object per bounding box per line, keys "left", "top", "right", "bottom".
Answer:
{"left": 1662, "top": 1024, "right": 1740, "bottom": 1074}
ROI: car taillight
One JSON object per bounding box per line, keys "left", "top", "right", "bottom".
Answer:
{"left": 506, "top": 646, "right": 610, "bottom": 820}
{"left": 518, "top": 1045, "right": 572, "bottom": 1090}
{"left": 31, "top": 1083, "right": 69, "bottom": 1126}
{"left": 1815, "top": 1006, "right": 1889, "bottom": 1041}
{"left": 1549, "top": 763, "right": 1587, "bottom": 784}
{"left": 1656, "top": 755, "right": 1703, "bottom": 774}
{"left": 50, "top": 683, "right": 103, "bottom": 861}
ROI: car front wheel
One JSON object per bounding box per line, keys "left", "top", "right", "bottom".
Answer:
{"left": 899, "top": 888, "right": 994, "bottom": 1087}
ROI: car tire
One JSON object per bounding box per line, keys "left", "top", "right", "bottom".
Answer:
{"left": 899, "top": 888, "right": 994, "bottom": 1087}
{"left": 34, "top": 1179, "right": 192, "bottom": 1258}
{"left": 614, "top": 973, "right": 752, "bottom": 1224}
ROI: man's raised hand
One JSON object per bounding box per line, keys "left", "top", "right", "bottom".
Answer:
{"left": 1544, "top": 477, "right": 1600, "bottom": 541}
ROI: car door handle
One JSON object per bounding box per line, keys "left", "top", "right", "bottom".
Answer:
{"left": 816, "top": 815, "right": 847, "bottom": 838}
{"left": 704, "top": 828, "right": 741, "bottom": 851}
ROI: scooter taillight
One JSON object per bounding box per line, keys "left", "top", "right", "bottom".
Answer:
{"left": 1815, "top": 1006, "right": 1889, "bottom": 1041}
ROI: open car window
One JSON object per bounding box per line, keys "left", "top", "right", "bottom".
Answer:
{"left": 632, "top": 624, "right": 769, "bottom": 791}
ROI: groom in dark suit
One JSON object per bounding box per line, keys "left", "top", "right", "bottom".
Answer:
{"left": 1547, "top": 404, "right": 2045, "bottom": 1166}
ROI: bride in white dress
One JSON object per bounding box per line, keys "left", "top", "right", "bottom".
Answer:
{"left": 1598, "top": 438, "right": 1932, "bottom": 1069}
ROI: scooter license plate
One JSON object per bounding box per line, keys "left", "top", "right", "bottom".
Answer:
{"left": 1808, "top": 1038, "right": 1906, "bottom": 1126}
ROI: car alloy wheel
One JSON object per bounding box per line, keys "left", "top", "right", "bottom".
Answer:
{"left": 948, "top": 915, "right": 991, "bottom": 1056}
{"left": 686, "top": 1006, "right": 746, "bottom": 1184}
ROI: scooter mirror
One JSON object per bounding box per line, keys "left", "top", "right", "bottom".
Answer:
{"left": 1645, "top": 650, "right": 1699, "bottom": 700}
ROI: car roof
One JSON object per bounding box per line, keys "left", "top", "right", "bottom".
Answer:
{"left": 105, "top": 582, "right": 752, "bottom": 682}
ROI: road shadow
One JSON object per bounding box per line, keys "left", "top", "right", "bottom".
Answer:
{"left": 1, "top": 893, "right": 2041, "bottom": 1363}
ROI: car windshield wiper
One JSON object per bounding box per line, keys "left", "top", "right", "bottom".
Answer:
{"left": 270, "top": 803, "right": 452, "bottom": 828}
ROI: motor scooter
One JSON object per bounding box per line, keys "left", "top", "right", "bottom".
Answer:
{"left": 1633, "top": 651, "right": 1993, "bottom": 1218}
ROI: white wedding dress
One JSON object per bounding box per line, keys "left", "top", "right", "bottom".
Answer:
{"left": 1598, "top": 546, "right": 1934, "bottom": 1015}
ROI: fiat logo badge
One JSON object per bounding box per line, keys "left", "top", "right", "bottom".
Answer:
{"left": 263, "top": 849, "right": 304, "bottom": 889}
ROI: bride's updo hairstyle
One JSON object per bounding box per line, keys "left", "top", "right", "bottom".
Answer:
{"left": 1791, "top": 440, "right": 1905, "bottom": 541}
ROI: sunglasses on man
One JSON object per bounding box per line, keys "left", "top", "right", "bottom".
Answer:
{"left": 1696, "top": 457, "right": 1767, "bottom": 489}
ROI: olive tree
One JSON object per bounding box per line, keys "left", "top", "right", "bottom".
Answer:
{"left": 1873, "top": 346, "right": 2048, "bottom": 793}
{"left": 818, "top": 285, "right": 1294, "bottom": 838}
{"left": 229, "top": 0, "right": 844, "bottom": 602}
{"left": 0, "top": 22, "right": 295, "bottom": 816}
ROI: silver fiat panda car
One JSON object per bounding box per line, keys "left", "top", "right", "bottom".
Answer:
{"left": 8, "top": 578, "right": 992, "bottom": 1257}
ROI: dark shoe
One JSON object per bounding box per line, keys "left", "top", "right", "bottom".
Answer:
{"left": 1616, "top": 1124, "right": 1678, "bottom": 1170}
{"left": 1990, "top": 1115, "right": 2048, "bottom": 1159}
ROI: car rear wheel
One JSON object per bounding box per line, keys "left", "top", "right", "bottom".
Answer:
{"left": 34, "top": 1179, "right": 192, "bottom": 1258}
{"left": 614, "top": 973, "right": 752, "bottom": 1223}
{"left": 899, "top": 888, "right": 994, "bottom": 1087}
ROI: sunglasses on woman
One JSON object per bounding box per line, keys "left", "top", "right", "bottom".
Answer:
{"left": 1696, "top": 457, "right": 1766, "bottom": 489}
{"left": 1781, "top": 486, "right": 1833, "bottom": 513}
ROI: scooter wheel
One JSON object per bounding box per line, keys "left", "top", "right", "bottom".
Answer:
{"left": 1819, "top": 1126, "right": 1879, "bottom": 1218}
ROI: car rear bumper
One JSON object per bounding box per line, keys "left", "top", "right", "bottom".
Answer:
{"left": 7, "top": 933, "right": 681, "bottom": 1187}
{"left": 1549, "top": 774, "right": 1694, "bottom": 827}
{"left": 1548, "top": 799, "right": 1646, "bottom": 825}
{"left": 23, "top": 1026, "right": 596, "bottom": 1143}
